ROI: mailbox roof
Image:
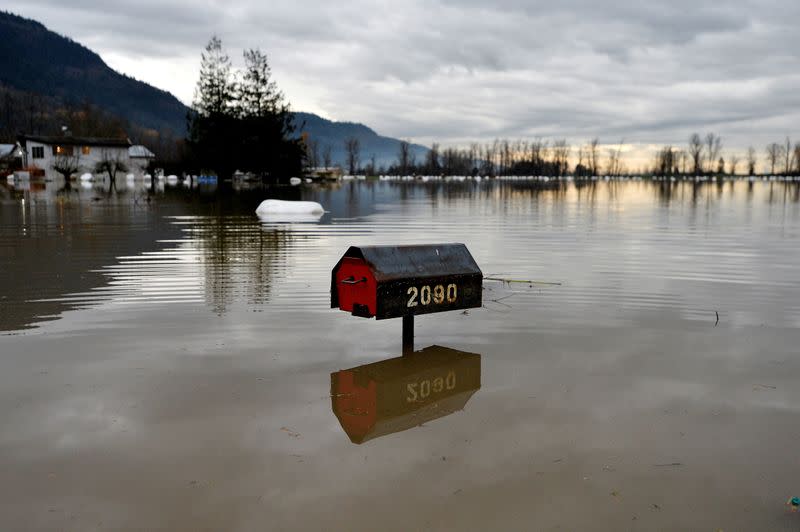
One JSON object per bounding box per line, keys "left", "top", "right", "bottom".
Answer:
{"left": 340, "top": 243, "right": 481, "bottom": 282}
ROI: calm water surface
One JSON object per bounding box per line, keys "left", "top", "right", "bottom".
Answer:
{"left": 1, "top": 178, "right": 799, "bottom": 530}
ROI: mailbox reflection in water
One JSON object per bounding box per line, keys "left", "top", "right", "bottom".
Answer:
{"left": 330, "top": 345, "right": 481, "bottom": 444}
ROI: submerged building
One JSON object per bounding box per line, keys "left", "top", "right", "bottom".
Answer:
{"left": 17, "top": 135, "right": 153, "bottom": 179}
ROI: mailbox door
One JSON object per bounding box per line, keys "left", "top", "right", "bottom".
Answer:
{"left": 375, "top": 274, "right": 482, "bottom": 319}
{"left": 335, "top": 257, "right": 377, "bottom": 317}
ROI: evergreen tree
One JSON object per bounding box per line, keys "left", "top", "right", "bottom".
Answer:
{"left": 187, "top": 36, "right": 237, "bottom": 179}
{"left": 187, "top": 38, "right": 302, "bottom": 180}
{"left": 194, "top": 36, "right": 234, "bottom": 116}
{"left": 236, "top": 48, "right": 303, "bottom": 178}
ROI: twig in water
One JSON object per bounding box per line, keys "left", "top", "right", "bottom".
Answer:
{"left": 491, "top": 293, "right": 517, "bottom": 304}
{"left": 753, "top": 384, "right": 777, "bottom": 390}
{"left": 481, "top": 303, "right": 512, "bottom": 314}
{"left": 484, "top": 276, "right": 562, "bottom": 286}
{"left": 715, "top": 311, "right": 719, "bottom": 326}
{"left": 653, "top": 462, "right": 682, "bottom": 467}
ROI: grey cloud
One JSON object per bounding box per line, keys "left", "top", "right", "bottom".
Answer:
{"left": 5, "top": 0, "right": 800, "bottom": 151}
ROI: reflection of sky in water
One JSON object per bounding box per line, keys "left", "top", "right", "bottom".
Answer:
{"left": 2, "top": 179, "right": 800, "bottom": 331}
{"left": 1, "top": 179, "right": 800, "bottom": 530}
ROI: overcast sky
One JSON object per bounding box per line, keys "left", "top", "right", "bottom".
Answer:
{"left": 8, "top": 0, "right": 800, "bottom": 162}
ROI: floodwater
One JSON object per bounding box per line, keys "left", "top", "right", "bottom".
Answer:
{"left": 1, "top": 177, "right": 799, "bottom": 531}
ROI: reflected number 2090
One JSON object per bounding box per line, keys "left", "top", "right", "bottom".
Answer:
{"left": 407, "top": 283, "right": 457, "bottom": 307}
{"left": 406, "top": 371, "right": 457, "bottom": 403}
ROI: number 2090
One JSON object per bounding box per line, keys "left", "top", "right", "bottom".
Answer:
{"left": 407, "top": 283, "right": 457, "bottom": 307}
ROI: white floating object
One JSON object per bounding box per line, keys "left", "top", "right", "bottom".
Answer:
{"left": 289, "top": 177, "right": 302, "bottom": 185}
{"left": 126, "top": 173, "right": 135, "bottom": 180}
{"left": 80, "top": 181, "right": 93, "bottom": 189}
{"left": 257, "top": 212, "right": 322, "bottom": 223}
{"left": 255, "top": 199, "right": 324, "bottom": 215}
{"left": 6, "top": 174, "right": 13, "bottom": 181}
{"left": 166, "top": 174, "right": 179, "bottom": 184}
{"left": 305, "top": 178, "right": 312, "bottom": 183}
{"left": 80, "top": 173, "right": 93, "bottom": 182}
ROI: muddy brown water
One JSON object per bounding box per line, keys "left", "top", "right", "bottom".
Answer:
{"left": 1, "top": 178, "right": 799, "bottom": 531}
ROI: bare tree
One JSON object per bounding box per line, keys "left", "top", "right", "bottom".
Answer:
{"left": 588, "top": 138, "right": 600, "bottom": 176}
{"left": 705, "top": 133, "right": 722, "bottom": 173}
{"left": 728, "top": 153, "right": 740, "bottom": 176}
{"left": 766, "top": 142, "right": 784, "bottom": 175}
{"left": 784, "top": 137, "right": 792, "bottom": 174}
{"left": 552, "top": 139, "right": 570, "bottom": 176}
{"left": 468, "top": 143, "right": 479, "bottom": 173}
{"left": 426, "top": 143, "right": 440, "bottom": 174}
{"left": 344, "top": 137, "right": 360, "bottom": 175}
{"left": 654, "top": 146, "right": 676, "bottom": 176}
{"left": 606, "top": 140, "right": 625, "bottom": 177}
{"left": 575, "top": 145, "right": 586, "bottom": 176}
{"left": 397, "top": 140, "right": 411, "bottom": 175}
{"left": 52, "top": 153, "right": 82, "bottom": 180}
{"left": 95, "top": 150, "right": 129, "bottom": 181}
{"left": 746, "top": 147, "right": 757, "bottom": 176}
{"left": 689, "top": 133, "right": 703, "bottom": 174}
{"left": 305, "top": 137, "right": 319, "bottom": 168}
{"left": 322, "top": 144, "right": 332, "bottom": 168}
{"left": 677, "top": 150, "right": 687, "bottom": 174}
{"left": 794, "top": 142, "right": 800, "bottom": 175}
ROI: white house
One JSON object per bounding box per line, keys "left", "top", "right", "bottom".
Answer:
{"left": 19, "top": 135, "right": 134, "bottom": 180}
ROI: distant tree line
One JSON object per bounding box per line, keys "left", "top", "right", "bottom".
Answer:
{"left": 186, "top": 37, "right": 303, "bottom": 181}
{"left": 315, "top": 137, "right": 624, "bottom": 177}
{"left": 316, "top": 132, "right": 800, "bottom": 178}
{"left": 654, "top": 133, "right": 800, "bottom": 177}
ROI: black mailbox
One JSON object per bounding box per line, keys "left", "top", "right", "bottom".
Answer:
{"left": 331, "top": 243, "right": 483, "bottom": 320}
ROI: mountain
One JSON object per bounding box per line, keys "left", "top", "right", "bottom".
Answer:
{"left": 0, "top": 11, "right": 187, "bottom": 133}
{"left": 0, "top": 10, "right": 428, "bottom": 168}
{"left": 294, "top": 112, "right": 429, "bottom": 169}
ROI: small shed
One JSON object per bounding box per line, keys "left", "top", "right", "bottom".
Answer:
{"left": 331, "top": 244, "right": 483, "bottom": 319}
{"left": 0, "top": 142, "right": 24, "bottom": 171}
{"left": 129, "top": 145, "right": 155, "bottom": 174}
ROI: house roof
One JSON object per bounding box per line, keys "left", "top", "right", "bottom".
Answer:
{"left": 129, "top": 145, "right": 155, "bottom": 158}
{"left": 18, "top": 135, "right": 131, "bottom": 148}
{"left": 334, "top": 244, "right": 482, "bottom": 283}
{"left": 0, "top": 144, "right": 20, "bottom": 158}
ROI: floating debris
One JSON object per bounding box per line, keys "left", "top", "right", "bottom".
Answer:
{"left": 484, "top": 276, "right": 562, "bottom": 286}
{"left": 280, "top": 427, "right": 301, "bottom": 438}
{"left": 753, "top": 384, "right": 777, "bottom": 390}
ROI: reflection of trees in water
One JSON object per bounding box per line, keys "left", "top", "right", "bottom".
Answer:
{"left": 158, "top": 186, "right": 305, "bottom": 314}
{"left": 652, "top": 179, "right": 800, "bottom": 207}
{"left": 385, "top": 179, "right": 571, "bottom": 206}
{"left": 189, "top": 218, "right": 300, "bottom": 315}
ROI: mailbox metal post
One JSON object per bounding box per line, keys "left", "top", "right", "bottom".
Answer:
{"left": 402, "top": 315, "right": 414, "bottom": 355}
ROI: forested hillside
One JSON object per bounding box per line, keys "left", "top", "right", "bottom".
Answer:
{"left": 0, "top": 11, "right": 187, "bottom": 134}
{"left": 0, "top": 10, "right": 428, "bottom": 170}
